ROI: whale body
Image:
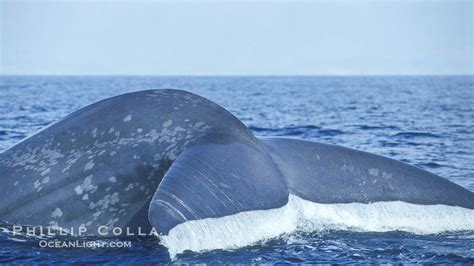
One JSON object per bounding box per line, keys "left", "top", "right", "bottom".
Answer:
{"left": 1, "top": 89, "right": 473, "bottom": 244}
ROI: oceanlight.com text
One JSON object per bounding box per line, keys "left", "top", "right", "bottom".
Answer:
{"left": 39, "top": 240, "right": 132, "bottom": 249}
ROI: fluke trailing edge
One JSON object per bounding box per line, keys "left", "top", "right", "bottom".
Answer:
{"left": 1, "top": 89, "right": 473, "bottom": 237}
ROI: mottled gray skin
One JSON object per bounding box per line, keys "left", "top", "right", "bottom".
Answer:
{"left": 0, "top": 89, "right": 286, "bottom": 234}
{"left": 262, "top": 138, "right": 474, "bottom": 209}
{"left": 1, "top": 89, "right": 473, "bottom": 236}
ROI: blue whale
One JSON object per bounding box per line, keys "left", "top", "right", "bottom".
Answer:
{"left": 1, "top": 89, "right": 473, "bottom": 241}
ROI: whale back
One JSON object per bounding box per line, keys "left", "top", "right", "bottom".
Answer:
{"left": 0, "top": 89, "right": 267, "bottom": 233}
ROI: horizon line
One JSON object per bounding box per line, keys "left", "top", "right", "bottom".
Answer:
{"left": 1, "top": 73, "right": 473, "bottom": 77}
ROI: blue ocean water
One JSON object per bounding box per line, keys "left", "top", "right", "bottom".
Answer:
{"left": 0, "top": 76, "right": 473, "bottom": 263}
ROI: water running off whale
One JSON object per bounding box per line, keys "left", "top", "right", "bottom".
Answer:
{"left": 0, "top": 89, "right": 473, "bottom": 258}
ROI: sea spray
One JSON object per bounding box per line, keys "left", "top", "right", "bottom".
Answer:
{"left": 160, "top": 194, "right": 474, "bottom": 259}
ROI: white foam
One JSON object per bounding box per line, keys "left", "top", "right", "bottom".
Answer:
{"left": 159, "top": 194, "right": 474, "bottom": 259}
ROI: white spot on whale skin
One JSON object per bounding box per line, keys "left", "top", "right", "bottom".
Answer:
{"left": 14, "top": 181, "right": 19, "bottom": 186}
{"left": 369, "top": 168, "right": 379, "bottom": 176}
{"left": 194, "top": 121, "right": 205, "bottom": 128}
{"left": 41, "top": 168, "right": 50, "bottom": 176}
{"left": 74, "top": 185, "right": 83, "bottom": 195}
{"left": 33, "top": 180, "right": 41, "bottom": 189}
{"left": 163, "top": 120, "right": 173, "bottom": 127}
{"left": 93, "top": 211, "right": 102, "bottom": 219}
{"left": 108, "top": 176, "right": 117, "bottom": 183}
{"left": 42, "top": 176, "right": 50, "bottom": 184}
{"left": 75, "top": 175, "right": 97, "bottom": 195}
{"left": 84, "top": 160, "right": 94, "bottom": 171}
{"left": 382, "top": 171, "right": 393, "bottom": 179}
{"left": 124, "top": 183, "right": 135, "bottom": 191}
{"left": 82, "top": 194, "right": 89, "bottom": 200}
{"left": 49, "top": 221, "right": 59, "bottom": 227}
{"left": 109, "top": 127, "right": 115, "bottom": 133}
{"left": 123, "top": 114, "right": 132, "bottom": 122}
{"left": 106, "top": 218, "right": 120, "bottom": 227}
{"left": 51, "top": 208, "right": 63, "bottom": 218}
{"left": 137, "top": 128, "right": 143, "bottom": 133}
{"left": 110, "top": 193, "right": 120, "bottom": 205}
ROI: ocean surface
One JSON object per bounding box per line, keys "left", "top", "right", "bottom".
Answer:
{"left": 0, "top": 75, "right": 473, "bottom": 263}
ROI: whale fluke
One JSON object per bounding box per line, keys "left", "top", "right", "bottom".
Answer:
{"left": 262, "top": 138, "right": 474, "bottom": 209}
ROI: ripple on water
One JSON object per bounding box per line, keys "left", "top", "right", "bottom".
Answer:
{"left": 0, "top": 76, "right": 473, "bottom": 263}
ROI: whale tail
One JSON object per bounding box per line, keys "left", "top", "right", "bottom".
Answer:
{"left": 262, "top": 138, "right": 474, "bottom": 209}
{"left": 148, "top": 136, "right": 474, "bottom": 235}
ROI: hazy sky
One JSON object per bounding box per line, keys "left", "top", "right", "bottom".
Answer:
{"left": 1, "top": 0, "right": 473, "bottom": 75}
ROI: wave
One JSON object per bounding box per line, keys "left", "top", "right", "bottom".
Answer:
{"left": 391, "top": 132, "right": 442, "bottom": 139}
{"left": 249, "top": 125, "right": 345, "bottom": 137}
{"left": 160, "top": 194, "right": 474, "bottom": 259}
{"left": 357, "top": 125, "right": 400, "bottom": 130}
